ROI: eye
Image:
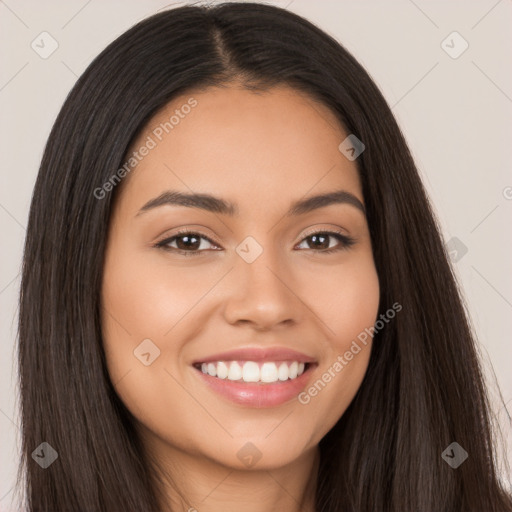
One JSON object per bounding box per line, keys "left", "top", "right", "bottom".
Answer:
{"left": 154, "top": 229, "right": 356, "bottom": 257}
{"left": 154, "top": 230, "right": 219, "bottom": 256}
{"left": 295, "top": 231, "right": 356, "bottom": 254}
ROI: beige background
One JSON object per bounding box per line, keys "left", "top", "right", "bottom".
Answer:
{"left": 1, "top": 0, "right": 511, "bottom": 508}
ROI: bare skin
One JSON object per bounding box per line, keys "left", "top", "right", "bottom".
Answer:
{"left": 101, "top": 83, "right": 380, "bottom": 512}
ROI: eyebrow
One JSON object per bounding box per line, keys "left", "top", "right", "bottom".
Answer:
{"left": 136, "top": 189, "right": 366, "bottom": 217}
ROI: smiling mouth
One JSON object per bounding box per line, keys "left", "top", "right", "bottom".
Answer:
{"left": 192, "top": 360, "right": 314, "bottom": 384}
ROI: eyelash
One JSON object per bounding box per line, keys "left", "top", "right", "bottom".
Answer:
{"left": 154, "top": 228, "right": 356, "bottom": 257}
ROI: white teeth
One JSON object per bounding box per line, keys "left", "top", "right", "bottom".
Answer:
{"left": 207, "top": 363, "right": 217, "bottom": 377}
{"left": 260, "top": 362, "right": 278, "bottom": 383}
{"left": 227, "top": 361, "right": 242, "bottom": 381}
{"left": 198, "top": 360, "right": 308, "bottom": 383}
{"left": 278, "top": 362, "right": 289, "bottom": 381}
{"left": 242, "top": 361, "right": 260, "bottom": 382}
{"left": 216, "top": 361, "right": 229, "bottom": 379}
{"left": 289, "top": 361, "right": 298, "bottom": 379}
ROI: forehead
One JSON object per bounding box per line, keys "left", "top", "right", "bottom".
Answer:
{"left": 117, "top": 84, "right": 363, "bottom": 216}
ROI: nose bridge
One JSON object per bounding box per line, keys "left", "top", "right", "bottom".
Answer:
{"left": 237, "top": 235, "right": 291, "bottom": 297}
{"left": 222, "top": 235, "right": 301, "bottom": 328}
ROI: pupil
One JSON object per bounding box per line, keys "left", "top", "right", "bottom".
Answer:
{"left": 310, "top": 234, "right": 328, "bottom": 250}
{"left": 177, "top": 235, "right": 199, "bottom": 250}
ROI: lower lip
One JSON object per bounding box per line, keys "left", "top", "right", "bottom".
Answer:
{"left": 193, "top": 364, "right": 316, "bottom": 408}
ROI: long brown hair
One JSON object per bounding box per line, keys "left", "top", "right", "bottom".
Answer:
{"left": 17, "top": 2, "right": 512, "bottom": 510}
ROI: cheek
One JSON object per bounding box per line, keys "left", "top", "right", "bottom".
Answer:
{"left": 291, "top": 253, "right": 379, "bottom": 435}
{"left": 99, "top": 246, "right": 213, "bottom": 400}
{"left": 298, "top": 251, "right": 380, "bottom": 345}
{"left": 100, "top": 248, "right": 216, "bottom": 446}
{"left": 102, "top": 252, "right": 214, "bottom": 342}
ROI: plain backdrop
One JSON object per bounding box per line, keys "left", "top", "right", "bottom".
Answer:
{"left": 1, "top": 0, "right": 511, "bottom": 508}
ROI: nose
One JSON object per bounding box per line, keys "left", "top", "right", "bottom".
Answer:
{"left": 222, "top": 248, "right": 303, "bottom": 331}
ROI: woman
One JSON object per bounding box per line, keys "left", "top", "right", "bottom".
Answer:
{"left": 17, "top": 2, "right": 512, "bottom": 511}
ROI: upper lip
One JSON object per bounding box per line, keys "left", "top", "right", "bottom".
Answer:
{"left": 192, "top": 347, "right": 316, "bottom": 365}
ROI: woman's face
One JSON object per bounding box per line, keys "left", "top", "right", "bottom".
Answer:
{"left": 101, "top": 84, "right": 380, "bottom": 471}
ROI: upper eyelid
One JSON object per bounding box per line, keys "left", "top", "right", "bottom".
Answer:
{"left": 300, "top": 225, "right": 348, "bottom": 239}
